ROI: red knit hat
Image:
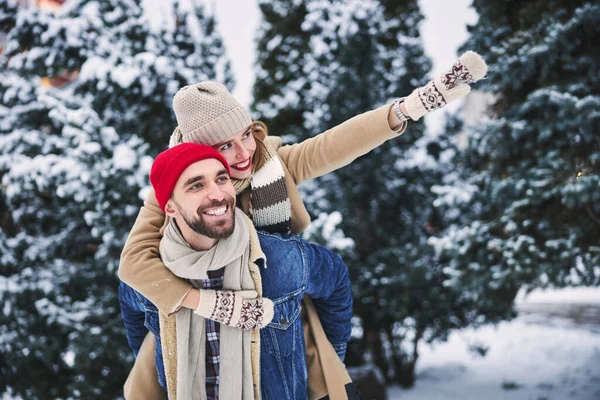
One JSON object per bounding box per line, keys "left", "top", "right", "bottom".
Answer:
{"left": 150, "top": 143, "right": 231, "bottom": 211}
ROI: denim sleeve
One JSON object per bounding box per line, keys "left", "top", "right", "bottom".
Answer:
{"left": 118, "top": 281, "right": 148, "bottom": 357}
{"left": 302, "top": 241, "right": 352, "bottom": 360}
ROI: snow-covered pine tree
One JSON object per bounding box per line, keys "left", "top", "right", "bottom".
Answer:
{"left": 3, "top": 0, "right": 233, "bottom": 152}
{"left": 1, "top": 0, "right": 232, "bottom": 397}
{"left": 253, "top": 0, "right": 465, "bottom": 386}
{"left": 431, "top": 0, "right": 600, "bottom": 324}
{"left": 0, "top": 72, "right": 150, "bottom": 398}
{"left": 252, "top": 0, "right": 312, "bottom": 136}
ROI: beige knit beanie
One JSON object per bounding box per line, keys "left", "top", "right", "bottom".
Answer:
{"left": 172, "top": 81, "right": 253, "bottom": 146}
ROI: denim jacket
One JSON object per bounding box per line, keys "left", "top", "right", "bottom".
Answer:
{"left": 119, "top": 231, "right": 353, "bottom": 400}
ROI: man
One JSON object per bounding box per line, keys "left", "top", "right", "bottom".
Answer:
{"left": 119, "top": 143, "right": 356, "bottom": 399}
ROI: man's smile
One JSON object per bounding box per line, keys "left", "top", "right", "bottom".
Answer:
{"left": 203, "top": 205, "right": 228, "bottom": 217}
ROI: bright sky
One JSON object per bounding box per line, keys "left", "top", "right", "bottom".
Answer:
{"left": 215, "top": 0, "right": 478, "bottom": 110}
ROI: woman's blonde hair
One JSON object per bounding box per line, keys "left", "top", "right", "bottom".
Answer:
{"left": 249, "top": 121, "right": 269, "bottom": 172}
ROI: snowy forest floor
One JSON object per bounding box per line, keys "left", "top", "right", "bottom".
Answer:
{"left": 388, "top": 288, "right": 600, "bottom": 400}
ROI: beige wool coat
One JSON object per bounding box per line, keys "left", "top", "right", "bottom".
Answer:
{"left": 119, "top": 103, "right": 406, "bottom": 399}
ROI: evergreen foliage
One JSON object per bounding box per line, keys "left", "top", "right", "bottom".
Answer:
{"left": 0, "top": 0, "right": 231, "bottom": 397}
{"left": 253, "top": 0, "right": 466, "bottom": 386}
{"left": 431, "top": 0, "right": 600, "bottom": 325}
{"left": 0, "top": 71, "right": 149, "bottom": 398}
{"left": 3, "top": 0, "right": 233, "bottom": 152}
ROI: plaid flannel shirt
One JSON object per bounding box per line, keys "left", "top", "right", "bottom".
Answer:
{"left": 202, "top": 268, "right": 225, "bottom": 400}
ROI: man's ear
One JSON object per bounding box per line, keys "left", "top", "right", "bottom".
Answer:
{"left": 164, "top": 200, "right": 178, "bottom": 218}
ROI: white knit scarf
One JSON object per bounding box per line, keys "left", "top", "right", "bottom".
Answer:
{"left": 159, "top": 209, "right": 255, "bottom": 400}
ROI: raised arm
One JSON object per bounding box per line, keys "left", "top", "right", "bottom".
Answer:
{"left": 118, "top": 188, "right": 194, "bottom": 315}
{"left": 276, "top": 103, "right": 404, "bottom": 184}
{"left": 277, "top": 51, "right": 488, "bottom": 185}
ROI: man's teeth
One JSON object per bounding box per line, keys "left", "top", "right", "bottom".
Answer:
{"left": 204, "top": 206, "right": 227, "bottom": 216}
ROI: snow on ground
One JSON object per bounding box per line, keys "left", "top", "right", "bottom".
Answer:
{"left": 517, "top": 287, "right": 600, "bottom": 305}
{"left": 389, "top": 287, "right": 600, "bottom": 400}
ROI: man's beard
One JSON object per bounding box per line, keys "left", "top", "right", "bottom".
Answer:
{"left": 177, "top": 197, "right": 235, "bottom": 239}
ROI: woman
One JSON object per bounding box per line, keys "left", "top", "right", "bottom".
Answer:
{"left": 119, "top": 51, "right": 487, "bottom": 399}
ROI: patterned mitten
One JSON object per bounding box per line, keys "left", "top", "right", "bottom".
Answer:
{"left": 404, "top": 51, "right": 488, "bottom": 121}
{"left": 195, "top": 289, "right": 274, "bottom": 330}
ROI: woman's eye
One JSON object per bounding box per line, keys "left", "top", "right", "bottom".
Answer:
{"left": 220, "top": 143, "right": 232, "bottom": 151}
{"left": 242, "top": 131, "right": 251, "bottom": 140}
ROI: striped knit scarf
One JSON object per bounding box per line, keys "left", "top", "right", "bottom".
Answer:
{"left": 232, "top": 140, "right": 292, "bottom": 233}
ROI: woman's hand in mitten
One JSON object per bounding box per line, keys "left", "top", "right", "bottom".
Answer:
{"left": 194, "top": 289, "right": 274, "bottom": 330}
{"left": 402, "top": 51, "right": 488, "bottom": 121}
